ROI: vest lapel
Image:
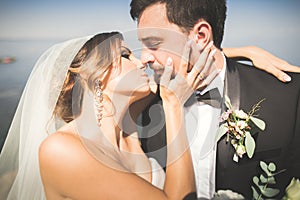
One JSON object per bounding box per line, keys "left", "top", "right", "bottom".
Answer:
{"left": 222, "top": 58, "right": 241, "bottom": 111}
{"left": 216, "top": 58, "right": 242, "bottom": 189}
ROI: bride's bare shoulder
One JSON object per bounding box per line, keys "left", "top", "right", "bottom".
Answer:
{"left": 38, "top": 131, "right": 145, "bottom": 199}
{"left": 39, "top": 121, "right": 83, "bottom": 159}
{"left": 39, "top": 131, "right": 79, "bottom": 155}
{"left": 38, "top": 131, "right": 87, "bottom": 171}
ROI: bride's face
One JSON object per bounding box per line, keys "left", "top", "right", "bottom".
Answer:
{"left": 106, "top": 45, "right": 150, "bottom": 102}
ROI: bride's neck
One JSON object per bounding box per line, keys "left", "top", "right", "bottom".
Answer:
{"left": 75, "top": 89, "right": 133, "bottom": 148}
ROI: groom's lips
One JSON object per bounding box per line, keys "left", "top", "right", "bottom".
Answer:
{"left": 153, "top": 69, "right": 164, "bottom": 75}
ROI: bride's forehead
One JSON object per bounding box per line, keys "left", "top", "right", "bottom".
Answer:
{"left": 120, "top": 41, "right": 129, "bottom": 49}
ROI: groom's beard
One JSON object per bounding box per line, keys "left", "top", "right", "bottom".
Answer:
{"left": 148, "top": 62, "right": 175, "bottom": 84}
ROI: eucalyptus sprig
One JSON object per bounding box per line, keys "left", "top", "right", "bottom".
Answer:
{"left": 252, "top": 161, "right": 286, "bottom": 200}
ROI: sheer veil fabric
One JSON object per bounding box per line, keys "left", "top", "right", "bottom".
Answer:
{"left": 0, "top": 36, "right": 92, "bottom": 199}
{"left": 0, "top": 34, "right": 166, "bottom": 199}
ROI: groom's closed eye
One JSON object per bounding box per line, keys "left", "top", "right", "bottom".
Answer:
{"left": 141, "top": 37, "right": 162, "bottom": 51}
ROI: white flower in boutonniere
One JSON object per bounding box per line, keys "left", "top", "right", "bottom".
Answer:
{"left": 216, "top": 96, "right": 266, "bottom": 162}
{"left": 282, "top": 178, "right": 300, "bottom": 200}
{"left": 213, "top": 189, "right": 245, "bottom": 200}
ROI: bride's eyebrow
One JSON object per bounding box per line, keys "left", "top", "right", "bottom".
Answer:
{"left": 121, "top": 46, "right": 131, "bottom": 53}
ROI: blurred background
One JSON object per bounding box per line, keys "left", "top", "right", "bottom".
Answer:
{"left": 0, "top": 0, "right": 299, "bottom": 151}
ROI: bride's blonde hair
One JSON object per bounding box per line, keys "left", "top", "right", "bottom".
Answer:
{"left": 54, "top": 32, "right": 123, "bottom": 123}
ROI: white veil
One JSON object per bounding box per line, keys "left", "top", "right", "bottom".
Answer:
{"left": 0, "top": 35, "right": 92, "bottom": 200}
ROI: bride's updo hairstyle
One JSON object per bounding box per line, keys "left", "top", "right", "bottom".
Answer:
{"left": 54, "top": 32, "right": 123, "bottom": 123}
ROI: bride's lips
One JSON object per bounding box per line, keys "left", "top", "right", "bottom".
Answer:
{"left": 141, "top": 72, "right": 149, "bottom": 79}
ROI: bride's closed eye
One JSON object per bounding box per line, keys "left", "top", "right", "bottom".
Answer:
{"left": 121, "top": 46, "right": 132, "bottom": 60}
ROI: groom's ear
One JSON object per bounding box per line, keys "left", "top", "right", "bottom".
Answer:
{"left": 190, "top": 20, "right": 212, "bottom": 51}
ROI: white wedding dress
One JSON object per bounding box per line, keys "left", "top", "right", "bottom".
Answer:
{"left": 149, "top": 158, "right": 165, "bottom": 189}
{"left": 0, "top": 34, "right": 165, "bottom": 200}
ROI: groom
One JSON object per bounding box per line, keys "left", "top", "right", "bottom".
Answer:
{"left": 130, "top": 0, "right": 300, "bottom": 199}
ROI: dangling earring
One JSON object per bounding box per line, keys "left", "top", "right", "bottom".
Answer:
{"left": 94, "top": 79, "right": 103, "bottom": 126}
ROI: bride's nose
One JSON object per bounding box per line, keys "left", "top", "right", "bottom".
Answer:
{"left": 137, "top": 63, "right": 146, "bottom": 70}
{"left": 133, "top": 56, "right": 146, "bottom": 70}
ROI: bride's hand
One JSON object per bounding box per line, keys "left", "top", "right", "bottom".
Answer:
{"left": 248, "top": 46, "right": 300, "bottom": 82}
{"left": 223, "top": 46, "right": 300, "bottom": 82}
{"left": 159, "top": 40, "right": 217, "bottom": 106}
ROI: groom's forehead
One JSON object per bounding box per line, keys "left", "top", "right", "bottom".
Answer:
{"left": 137, "top": 2, "right": 171, "bottom": 29}
{"left": 137, "top": 28, "right": 163, "bottom": 41}
{"left": 136, "top": 3, "right": 188, "bottom": 42}
{"left": 137, "top": 27, "right": 187, "bottom": 45}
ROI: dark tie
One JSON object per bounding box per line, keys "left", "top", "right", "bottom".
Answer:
{"left": 196, "top": 88, "right": 222, "bottom": 108}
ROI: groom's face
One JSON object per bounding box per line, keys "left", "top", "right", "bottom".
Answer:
{"left": 137, "top": 3, "right": 191, "bottom": 78}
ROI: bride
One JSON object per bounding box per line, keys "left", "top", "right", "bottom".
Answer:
{"left": 0, "top": 31, "right": 215, "bottom": 200}
{"left": 0, "top": 31, "right": 299, "bottom": 200}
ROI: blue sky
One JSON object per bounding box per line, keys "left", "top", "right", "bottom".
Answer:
{"left": 0, "top": 0, "right": 299, "bottom": 64}
{"left": 0, "top": 0, "right": 135, "bottom": 39}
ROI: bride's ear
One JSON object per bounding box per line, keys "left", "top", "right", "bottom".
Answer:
{"left": 190, "top": 20, "right": 212, "bottom": 51}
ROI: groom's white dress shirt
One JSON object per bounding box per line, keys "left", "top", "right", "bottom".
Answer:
{"left": 185, "top": 54, "right": 226, "bottom": 199}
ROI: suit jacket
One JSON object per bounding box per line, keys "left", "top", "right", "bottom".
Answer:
{"left": 216, "top": 58, "right": 300, "bottom": 198}
{"left": 140, "top": 58, "right": 300, "bottom": 199}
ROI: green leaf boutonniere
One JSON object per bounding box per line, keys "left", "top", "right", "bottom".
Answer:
{"left": 215, "top": 96, "right": 266, "bottom": 162}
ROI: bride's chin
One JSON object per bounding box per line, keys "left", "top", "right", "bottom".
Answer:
{"left": 138, "top": 87, "right": 151, "bottom": 99}
{"left": 141, "top": 85, "right": 152, "bottom": 96}
{"left": 131, "top": 86, "right": 151, "bottom": 102}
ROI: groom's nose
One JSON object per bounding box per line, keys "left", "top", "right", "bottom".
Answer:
{"left": 140, "top": 49, "right": 155, "bottom": 66}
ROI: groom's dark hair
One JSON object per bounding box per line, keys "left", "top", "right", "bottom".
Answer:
{"left": 130, "top": 0, "right": 227, "bottom": 48}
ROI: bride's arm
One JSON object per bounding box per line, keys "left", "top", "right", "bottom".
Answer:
{"left": 159, "top": 70, "right": 196, "bottom": 199}
{"left": 158, "top": 41, "right": 216, "bottom": 199}
{"left": 223, "top": 46, "right": 300, "bottom": 82}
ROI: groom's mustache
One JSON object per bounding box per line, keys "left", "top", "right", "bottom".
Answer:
{"left": 147, "top": 62, "right": 165, "bottom": 75}
{"left": 147, "top": 62, "right": 178, "bottom": 84}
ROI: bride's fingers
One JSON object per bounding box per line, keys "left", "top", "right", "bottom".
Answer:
{"left": 195, "top": 68, "right": 220, "bottom": 90}
{"left": 187, "top": 41, "right": 214, "bottom": 80}
{"left": 148, "top": 75, "right": 158, "bottom": 94}
{"left": 178, "top": 40, "right": 192, "bottom": 76}
{"left": 195, "top": 48, "right": 217, "bottom": 82}
{"left": 281, "top": 64, "right": 300, "bottom": 72}
{"left": 270, "top": 60, "right": 300, "bottom": 82}
{"left": 160, "top": 57, "right": 173, "bottom": 88}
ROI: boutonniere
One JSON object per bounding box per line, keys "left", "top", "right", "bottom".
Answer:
{"left": 216, "top": 96, "right": 266, "bottom": 162}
